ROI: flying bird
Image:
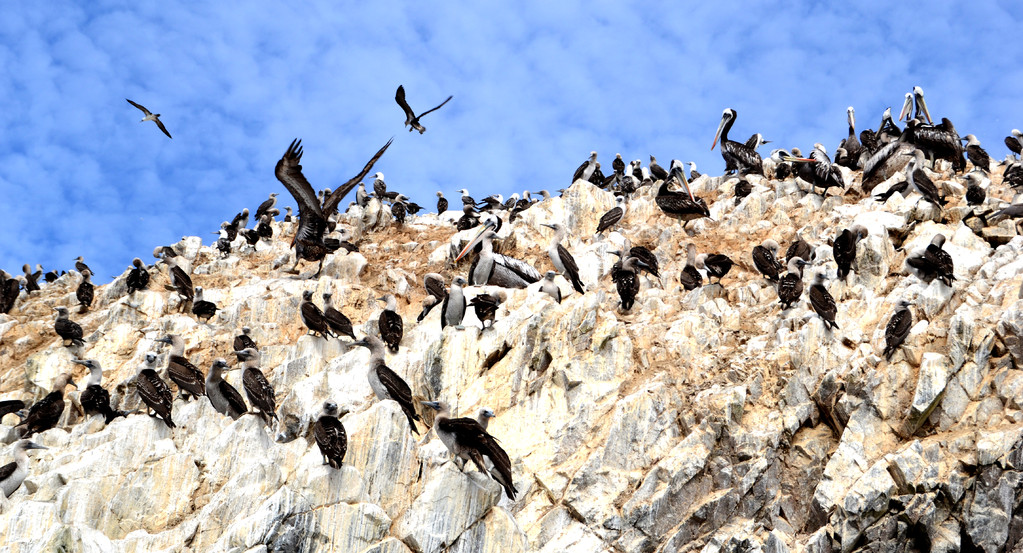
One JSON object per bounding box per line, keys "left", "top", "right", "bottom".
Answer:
{"left": 126, "top": 99, "right": 172, "bottom": 138}
{"left": 395, "top": 85, "right": 453, "bottom": 134}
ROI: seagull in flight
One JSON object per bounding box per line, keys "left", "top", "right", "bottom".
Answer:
{"left": 395, "top": 85, "right": 452, "bottom": 134}
{"left": 126, "top": 99, "right": 172, "bottom": 139}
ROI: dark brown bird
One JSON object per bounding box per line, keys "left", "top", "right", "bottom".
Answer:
{"left": 53, "top": 307, "right": 84, "bottom": 347}
{"left": 233, "top": 327, "right": 258, "bottom": 359}
{"left": 353, "top": 335, "right": 421, "bottom": 435}
{"left": 679, "top": 244, "right": 703, "bottom": 291}
{"left": 16, "top": 373, "right": 76, "bottom": 436}
{"left": 71, "top": 360, "right": 126, "bottom": 424}
{"left": 377, "top": 294, "right": 403, "bottom": 353}
{"left": 808, "top": 272, "right": 839, "bottom": 330}
{"left": 777, "top": 258, "right": 807, "bottom": 310}
{"left": 155, "top": 334, "right": 206, "bottom": 401}
{"left": 395, "top": 85, "right": 453, "bottom": 134}
{"left": 300, "top": 290, "right": 331, "bottom": 338}
{"left": 752, "top": 239, "right": 784, "bottom": 281}
{"left": 469, "top": 292, "right": 504, "bottom": 330}
{"left": 423, "top": 401, "right": 517, "bottom": 500}
{"left": 907, "top": 234, "right": 955, "bottom": 287}
{"left": 833, "top": 225, "right": 867, "bottom": 280}
{"left": 191, "top": 286, "right": 218, "bottom": 324}
{"left": 126, "top": 258, "right": 150, "bottom": 295}
{"left": 314, "top": 400, "right": 348, "bottom": 469}
{"left": 236, "top": 348, "right": 277, "bottom": 425}
{"left": 76, "top": 270, "right": 94, "bottom": 311}
{"left": 596, "top": 196, "right": 626, "bottom": 235}
{"left": 698, "top": 253, "right": 733, "bottom": 285}
{"left": 883, "top": 300, "right": 913, "bottom": 361}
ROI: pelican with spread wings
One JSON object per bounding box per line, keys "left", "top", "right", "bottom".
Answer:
{"left": 395, "top": 85, "right": 453, "bottom": 134}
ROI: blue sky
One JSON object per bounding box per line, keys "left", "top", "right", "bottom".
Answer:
{"left": 1, "top": 1, "right": 1019, "bottom": 282}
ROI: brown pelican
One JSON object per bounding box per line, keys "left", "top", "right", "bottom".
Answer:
{"left": 322, "top": 292, "right": 356, "bottom": 340}
{"left": 300, "top": 290, "right": 331, "bottom": 338}
{"left": 275, "top": 138, "right": 392, "bottom": 276}
{"left": 233, "top": 327, "right": 258, "bottom": 356}
{"left": 697, "top": 253, "right": 733, "bottom": 285}
{"left": 752, "top": 239, "right": 784, "bottom": 281}
{"left": 786, "top": 144, "right": 844, "bottom": 194}
{"left": 837, "top": 107, "right": 862, "bottom": 170}
{"left": 126, "top": 99, "right": 172, "bottom": 138}
{"left": 314, "top": 400, "right": 347, "bottom": 468}
{"left": 543, "top": 223, "right": 585, "bottom": 294}
{"left": 206, "top": 359, "right": 246, "bottom": 420}
{"left": 417, "top": 273, "right": 447, "bottom": 322}
{"left": 907, "top": 234, "right": 955, "bottom": 286}
{"left": 596, "top": 196, "right": 627, "bottom": 235}
{"left": 961, "top": 135, "right": 991, "bottom": 172}
{"left": 16, "top": 373, "right": 76, "bottom": 436}
{"left": 135, "top": 353, "right": 175, "bottom": 428}
{"left": 236, "top": 348, "right": 277, "bottom": 425}
{"left": 540, "top": 271, "right": 561, "bottom": 303}
{"left": 155, "top": 334, "right": 206, "bottom": 401}
{"left": 0, "top": 270, "right": 19, "bottom": 313}
{"left": 53, "top": 307, "right": 84, "bottom": 347}
{"left": 423, "top": 401, "right": 516, "bottom": 499}
{"left": 777, "top": 258, "right": 807, "bottom": 310}
{"left": 808, "top": 272, "right": 839, "bottom": 330}
{"left": 456, "top": 221, "right": 541, "bottom": 288}
{"left": 833, "top": 225, "right": 868, "bottom": 280}
{"left": 71, "top": 360, "right": 125, "bottom": 424}
{"left": 883, "top": 300, "right": 913, "bottom": 361}
{"left": 572, "top": 151, "right": 598, "bottom": 183}
{"left": 469, "top": 292, "right": 504, "bottom": 330}
{"left": 352, "top": 335, "right": 420, "bottom": 435}
{"left": 255, "top": 193, "right": 278, "bottom": 221}
{"left": 655, "top": 166, "right": 710, "bottom": 229}
{"left": 191, "top": 286, "right": 218, "bottom": 324}
{"left": 76, "top": 270, "right": 94, "bottom": 311}
{"left": 441, "top": 277, "right": 467, "bottom": 329}
{"left": 679, "top": 244, "right": 703, "bottom": 291}
{"left": 395, "top": 85, "right": 453, "bottom": 134}
{"left": 377, "top": 295, "right": 403, "bottom": 352}
{"left": 126, "top": 258, "right": 150, "bottom": 294}
{"left": 712, "top": 108, "right": 764, "bottom": 175}
{"left": 1, "top": 440, "right": 48, "bottom": 498}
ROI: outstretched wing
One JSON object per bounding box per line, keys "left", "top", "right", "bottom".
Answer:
{"left": 126, "top": 98, "right": 152, "bottom": 116}
{"left": 154, "top": 118, "right": 172, "bottom": 139}
{"left": 322, "top": 138, "right": 394, "bottom": 218}
{"left": 417, "top": 95, "right": 453, "bottom": 119}
{"left": 275, "top": 139, "right": 327, "bottom": 244}
{"left": 395, "top": 85, "right": 417, "bottom": 122}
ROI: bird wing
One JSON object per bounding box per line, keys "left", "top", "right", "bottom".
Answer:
{"left": 417, "top": 95, "right": 453, "bottom": 119}
{"left": 301, "top": 302, "right": 328, "bottom": 330}
{"left": 220, "top": 381, "right": 248, "bottom": 416}
{"left": 425, "top": 274, "right": 447, "bottom": 300}
{"left": 395, "top": 85, "right": 417, "bottom": 122}
{"left": 315, "top": 416, "right": 347, "bottom": 465}
{"left": 154, "top": 118, "right": 172, "bottom": 139}
{"left": 886, "top": 308, "right": 912, "bottom": 343}
{"left": 243, "top": 368, "right": 276, "bottom": 414}
{"left": 809, "top": 285, "right": 837, "bottom": 321}
{"left": 494, "top": 254, "right": 542, "bottom": 284}
{"left": 0, "top": 461, "right": 16, "bottom": 482}
{"left": 572, "top": 159, "right": 590, "bottom": 182}
{"left": 275, "top": 139, "right": 326, "bottom": 243}
{"left": 138, "top": 370, "right": 173, "bottom": 419}
{"left": 322, "top": 138, "right": 394, "bottom": 218}
{"left": 556, "top": 244, "right": 580, "bottom": 276}
{"left": 168, "top": 357, "right": 206, "bottom": 397}
{"left": 596, "top": 207, "right": 622, "bottom": 233}
{"left": 125, "top": 98, "right": 152, "bottom": 116}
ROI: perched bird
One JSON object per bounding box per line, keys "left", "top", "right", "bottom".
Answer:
{"left": 610, "top": 251, "right": 647, "bottom": 311}
{"left": 436, "top": 191, "right": 449, "bottom": 215}
{"left": 155, "top": 334, "right": 206, "bottom": 401}
{"left": 22, "top": 264, "right": 41, "bottom": 293}
{"left": 395, "top": 85, "right": 453, "bottom": 134}
{"left": 649, "top": 155, "right": 668, "bottom": 181}
{"left": 1004, "top": 129, "right": 1023, "bottom": 159}
{"left": 76, "top": 269, "right": 94, "bottom": 311}
{"left": 905, "top": 150, "right": 947, "bottom": 208}
{"left": 883, "top": 300, "right": 914, "bottom": 361}
{"left": 206, "top": 359, "right": 247, "bottom": 420}
{"left": 74, "top": 256, "right": 92, "bottom": 275}
{"left": 907, "top": 234, "right": 955, "bottom": 287}
{"left": 314, "top": 400, "right": 348, "bottom": 468}
{"left": 687, "top": 161, "right": 701, "bottom": 180}
{"left": 231, "top": 208, "right": 251, "bottom": 231}
{"left": 254, "top": 193, "right": 279, "bottom": 221}
{"left": 541, "top": 271, "right": 562, "bottom": 303}
{"left": 352, "top": 335, "right": 420, "bottom": 434}
{"left": 422, "top": 401, "right": 516, "bottom": 500}
{"left": 16, "top": 373, "right": 76, "bottom": 436}
{"left": 191, "top": 286, "right": 218, "bottom": 324}
{"left": 71, "top": 359, "right": 126, "bottom": 424}
{"left": 572, "top": 152, "right": 598, "bottom": 183}
{"left": 543, "top": 223, "right": 585, "bottom": 294}
{"left": 777, "top": 258, "right": 807, "bottom": 310}
{"left": 679, "top": 244, "right": 703, "bottom": 291}
{"left": 135, "top": 353, "right": 175, "bottom": 428}
{"left": 300, "top": 290, "right": 331, "bottom": 338}
{"left": 961, "top": 134, "right": 991, "bottom": 172}
{"left": 322, "top": 292, "right": 356, "bottom": 340}
{"left": 786, "top": 235, "right": 813, "bottom": 264}
{"left": 477, "top": 407, "right": 495, "bottom": 430}
{"left": 1, "top": 440, "right": 48, "bottom": 498}
{"left": 964, "top": 172, "right": 987, "bottom": 207}
{"left": 612, "top": 153, "right": 626, "bottom": 176}
{"left": 752, "top": 239, "right": 784, "bottom": 281}
{"left": 0, "top": 270, "right": 20, "bottom": 314}
{"left": 391, "top": 194, "right": 408, "bottom": 226}
{"left": 596, "top": 196, "right": 627, "bottom": 235}
{"left": 698, "top": 253, "right": 733, "bottom": 285}
{"left": 469, "top": 292, "right": 504, "bottom": 330}
{"left": 126, "top": 99, "right": 172, "bottom": 138}
{"left": 417, "top": 273, "right": 447, "bottom": 322}
{"left": 712, "top": 108, "right": 764, "bottom": 175}
{"left": 53, "top": 307, "right": 84, "bottom": 347}
{"left": 126, "top": 258, "right": 150, "bottom": 294}
{"left": 166, "top": 259, "right": 194, "bottom": 307}
{"left": 808, "top": 272, "right": 839, "bottom": 330}
{"left": 377, "top": 295, "right": 403, "bottom": 352}
{"left": 833, "top": 225, "right": 868, "bottom": 280}
{"left": 233, "top": 327, "right": 258, "bottom": 358}
{"left": 442, "top": 277, "right": 467, "bottom": 329}
{"left": 236, "top": 348, "right": 277, "bottom": 425}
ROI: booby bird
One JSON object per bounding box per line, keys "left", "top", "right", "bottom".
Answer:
{"left": 256, "top": 214, "right": 274, "bottom": 241}
{"left": 469, "top": 291, "right": 504, "bottom": 330}
{"left": 205, "top": 359, "right": 246, "bottom": 420}
{"left": 417, "top": 273, "right": 447, "bottom": 322}
{"left": 808, "top": 272, "right": 839, "bottom": 330}
{"left": 76, "top": 269, "right": 94, "bottom": 311}
{"left": 356, "top": 183, "right": 370, "bottom": 208}
{"left": 395, "top": 85, "right": 453, "bottom": 134}
{"left": 235, "top": 348, "right": 277, "bottom": 424}
{"left": 610, "top": 251, "right": 647, "bottom": 311}
{"left": 377, "top": 295, "right": 404, "bottom": 352}
{"left": 390, "top": 194, "right": 409, "bottom": 226}
{"left": 596, "top": 196, "right": 627, "bottom": 235}
{"left": 712, "top": 108, "right": 764, "bottom": 175}
{"left": 455, "top": 205, "right": 481, "bottom": 232}
{"left": 255, "top": 193, "right": 279, "bottom": 221}
{"left": 314, "top": 400, "right": 348, "bottom": 468}
{"left": 71, "top": 359, "right": 126, "bottom": 423}
{"left": 155, "top": 334, "right": 206, "bottom": 401}
{"left": 352, "top": 335, "right": 420, "bottom": 434}
{"left": 907, "top": 234, "right": 955, "bottom": 287}
{"left": 1, "top": 440, "right": 47, "bottom": 498}
{"left": 436, "top": 191, "right": 448, "bottom": 215}
{"left": 964, "top": 172, "right": 987, "bottom": 207}
{"left": 649, "top": 155, "right": 668, "bottom": 181}
{"left": 22, "top": 264, "right": 40, "bottom": 293}
{"left": 53, "top": 307, "right": 84, "bottom": 347}
{"left": 300, "top": 290, "right": 331, "bottom": 338}
{"left": 572, "top": 152, "right": 599, "bottom": 183}
{"left": 833, "top": 225, "right": 868, "bottom": 280}
{"left": 441, "top": 277, "right": 467, "bottom": 329}
{"left": 232, "top": 208, "right": 251, "bottom": 231}
{"left": 612, "top": 154, "right": 626, "bottom": 176}
{"left": 777, "top": 258, "right": 807, "bottom": 310}
{"left": 883, "top": 300, "right": 913, "bottom": 361}
{"left": 752, "top": 239, "right": 784, "bottom": 281}
{"left": 543, "top": 223, "right": 585, "bottom": 294}
{"left": 679, "top": 244, "right": 703, "bottom": 291}
{"left": 589, "top": 163, "right": 607, "bottom": 186}
{"left": 687, "top": 162, "right": 701, "bottom": 181}
{"left": 654, "top": 169, "right": 710, "bottom": 229}
{"left": 837, "top": 107, "right": 863, "bottom": 170}
{"left": 961, "top": 135, "right": 991, "bottom": 172}
{"left": 74, "top": 256, "right": 91, "bottom": 275}
{"left": 786, "top": 235, "right": 813, "bottom": 264}
{"left": 625, "top": 244, "right": 660, "bottom": 279}
{"left": 0, "top": 270, "right": 19, "bottom": 313}
{"left": 123, "top": 258, "right": 150, "bottom": 296}
{"left": 697, "top": 253, "right": 733, "bottom": 285}
{"left": 422, "top": 401, "right": 516, "bottom": 500}
{"left": 166, "top": 259, "right": 194, "bottom": 307}
{"left": 17, "top": 372, "right": 76, "bottom": 436}
{"left": 322, "top": 292, "right": 356, "bottom": 340}
{"left": 234, "top": 327, "right": 258, "bottom": 359}
{"left": 126, "top": 99, "right": 172, "bottom": 138}
{"left": 905, "top": 150, "right": 947, "bottom": 208}
{"left": 283, "top": 206, "right": 294, "bottom": 222}
{"left": 275, "top": 138, "right": 392, "bottom": 276}
{"left": 1004, "top": 130, "right": 1023, "bottom": 158}
{"left": 44, "top": 268, "right": 61, "bottom": 283}
{"left": 215, "top": 228, "right": 233, "bottom": 257}
{"left": 191, "top": 286, "right": 218, "bottom": 324}
{"left": 541, "top": 271, "right": 562, "bottom": 303}
{"left": 477, "top": 407, "right": 495, "bottom": 430}
{"left": 456, "top": 221, "right": 542, "bottom": 288}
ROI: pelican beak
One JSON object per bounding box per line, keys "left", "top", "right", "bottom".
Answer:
{"left": 712, "top": 113, "right": 728, "bottom": 150}
{"left": 455, "top": 220, "right": 496, "bottom": 261}
{"left": 677, "top": 174, "right": 696, "bottom": 202}
{"left": 915, "top": 89, "right": 932, "bottom": 125}
{"left": 783, "top": 156, "right": 816, "bottom": 163}
{"left": 899, "top": 94, "right": 913, "bottom": 122}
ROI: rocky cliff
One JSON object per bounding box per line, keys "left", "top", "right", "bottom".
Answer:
{"left": 1, "top": 158, "right": 1023, "bottom": 553}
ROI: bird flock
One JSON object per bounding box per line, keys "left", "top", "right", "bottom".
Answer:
{"left": 1, "top": 84, "right": 1022, "bottom": 507}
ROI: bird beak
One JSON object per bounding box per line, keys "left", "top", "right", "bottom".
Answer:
{"left": 783, "top": 156, "right": 816, "bottom": 163}
{"left": 677, "top": 173, "right": 696, "bottom": 203}
{"left": 456, "top": 220, "right": 496, "bottom": 261}
{"left": 899, "top": 95, "right": 912, "bottom": 121}
{"left": 915, "top": 90, "right": 932, "bottom": 125}
{"left": 422, "top": 401, "right": 441, "bottom": 410}
{"left": 70, "top": 360, "right": 87, "bottom": 366}
{"left": 541, "top": 223, "right": 556, "bottom": 230}
{"left": 711, "top": 112, "right": 728, "bottom": 150}
{"left": 69, "top": 381, "right": 78, "bottom": 389}
{"left": 155, "top": 337, "right": 172, "bottom": 345}
{"left": 761, "top": 139, "right": 772, "bottom": 145}
{"left": 25, "top": 443, "right": 48, "bottom": 451}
